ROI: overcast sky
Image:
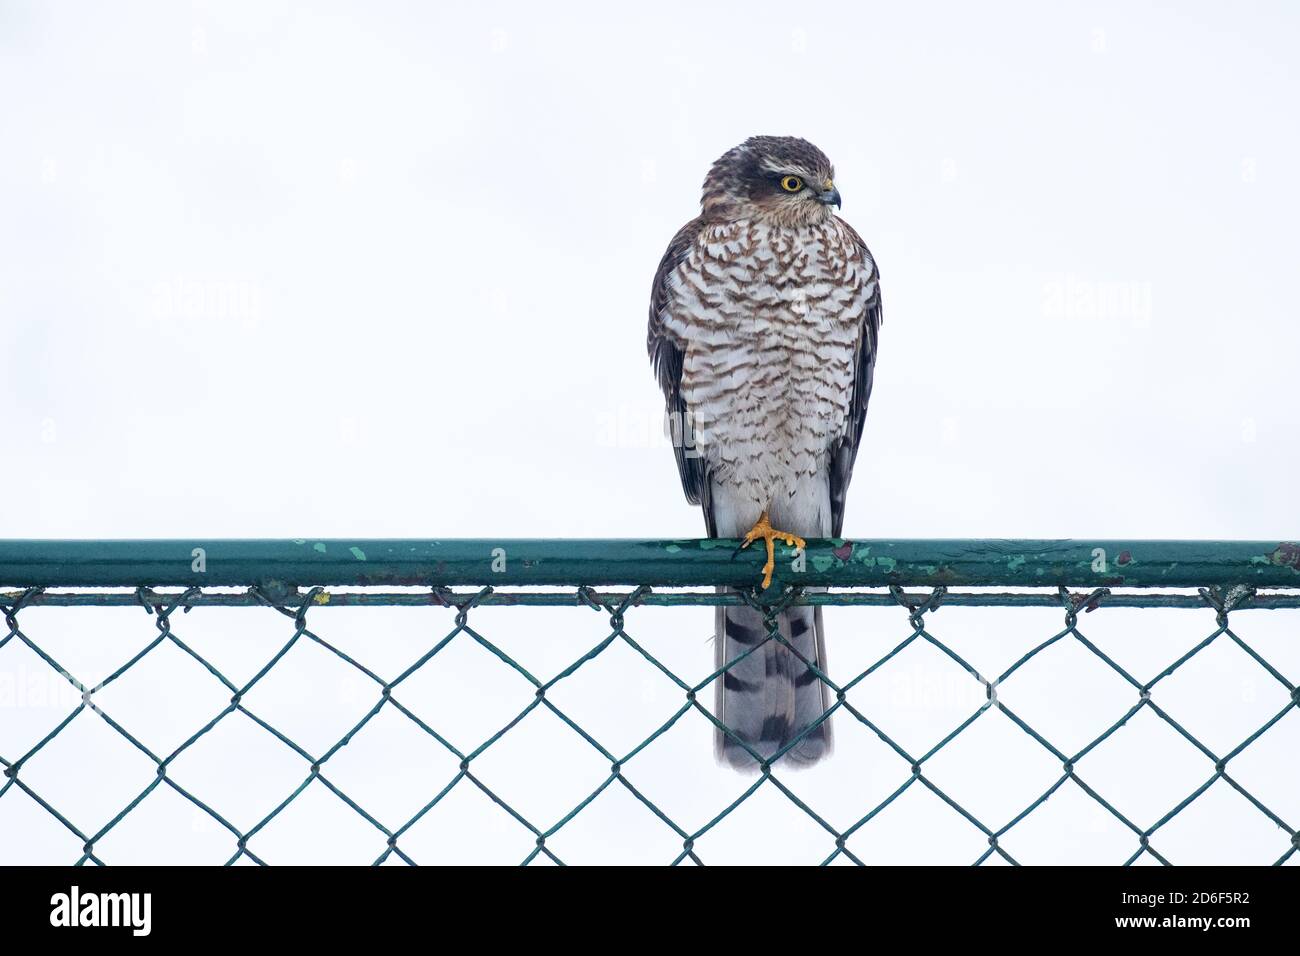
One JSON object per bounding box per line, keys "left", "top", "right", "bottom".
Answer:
{"left": 1, "top": 1, "right": 1296, "bottom": 865}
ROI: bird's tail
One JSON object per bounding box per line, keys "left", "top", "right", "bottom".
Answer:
{"left": 714, "top": 592, "right": 832, "bottom": 770}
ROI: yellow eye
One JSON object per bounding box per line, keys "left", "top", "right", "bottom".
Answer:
{"left": 780, "top": 175, "right": 803, "bottom": 192}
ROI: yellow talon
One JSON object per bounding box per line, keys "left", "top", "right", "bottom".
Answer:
{"left": 740, "top": 511, "right": 806, "bottom": 590}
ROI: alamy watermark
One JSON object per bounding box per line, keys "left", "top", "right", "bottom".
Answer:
{"left": 1042, "top": 273, "right": 1152, "bottom": 327}
{"left": 49, "top": 886, "right": 151, "bottom": 936}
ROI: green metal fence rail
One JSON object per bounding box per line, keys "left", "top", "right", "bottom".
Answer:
{"left": 1, "top": 538, "right": 1297, "bottom": 866}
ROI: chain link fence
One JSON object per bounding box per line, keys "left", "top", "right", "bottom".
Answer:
{"left": 1, "top": 539, "right": 1297, "bottom": 865}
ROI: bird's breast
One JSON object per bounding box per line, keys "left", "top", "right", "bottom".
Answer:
{"left": 663, "top": 219, "right": 869, "bottom": 499}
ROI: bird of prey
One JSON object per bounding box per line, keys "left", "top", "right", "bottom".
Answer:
{"left": 647, "top": 136, "right": 882, "bottom": 769}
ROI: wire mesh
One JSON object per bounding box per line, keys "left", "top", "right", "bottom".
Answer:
{"left": 1, "top": 574, "right": 1297, "bottom": 865}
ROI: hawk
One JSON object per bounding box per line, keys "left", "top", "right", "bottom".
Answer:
{"left": 647, "top": 136, "right": 882, "bottom": 769}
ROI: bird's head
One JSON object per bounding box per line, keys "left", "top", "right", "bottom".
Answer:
{"left": 700, "top": 136, "right": 841, "bottom": 226}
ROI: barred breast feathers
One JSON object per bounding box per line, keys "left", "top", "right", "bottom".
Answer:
{"left": 651, "top": 217, "right": 875, "bottom": 509}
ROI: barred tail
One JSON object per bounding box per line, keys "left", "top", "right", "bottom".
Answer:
{"left": 714, "top": 594, "right": 832, "bottom": 770}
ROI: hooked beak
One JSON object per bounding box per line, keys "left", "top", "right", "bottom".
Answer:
{"left": 818, "top": 184, "right": 842, "bottom": 209}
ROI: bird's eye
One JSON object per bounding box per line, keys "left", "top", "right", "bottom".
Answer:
{"left": 780, "top": 175, "right": 803, "bottom": 192}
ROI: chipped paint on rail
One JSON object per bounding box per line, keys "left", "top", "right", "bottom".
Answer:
{"left": 1, "top": 539, "right": 1299, "bottom": 590}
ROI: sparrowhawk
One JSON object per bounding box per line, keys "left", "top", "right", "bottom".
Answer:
{"left": 647, "top": 136, "right": 882, "bottom": 769}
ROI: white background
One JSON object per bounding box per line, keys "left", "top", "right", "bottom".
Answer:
{"left": 0, "top": 0, "right": 1297, "bottom": 864}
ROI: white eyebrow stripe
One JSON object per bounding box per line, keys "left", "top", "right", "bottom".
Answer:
{"left": 757, "top": 158, "right": 810, "bottom": 176}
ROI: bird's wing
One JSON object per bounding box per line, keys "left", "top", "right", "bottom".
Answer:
{"left": 827, "top": 222, "right": 883, "bottom": 538}
{"left": 647, "top": 216, "right": 716, "bottom": 534}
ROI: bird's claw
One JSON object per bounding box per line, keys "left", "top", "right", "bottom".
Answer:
{"left": 739, "top": 511, "right": 806, "bottom": 590}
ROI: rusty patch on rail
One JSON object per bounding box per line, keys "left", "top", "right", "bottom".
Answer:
{"left": 1269, "top": 542, "right": 1300, "bottom": 571}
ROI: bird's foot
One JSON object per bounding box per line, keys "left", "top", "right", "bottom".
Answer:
{"left": 739, "top": 511, "right": 806, "bottom": 590}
